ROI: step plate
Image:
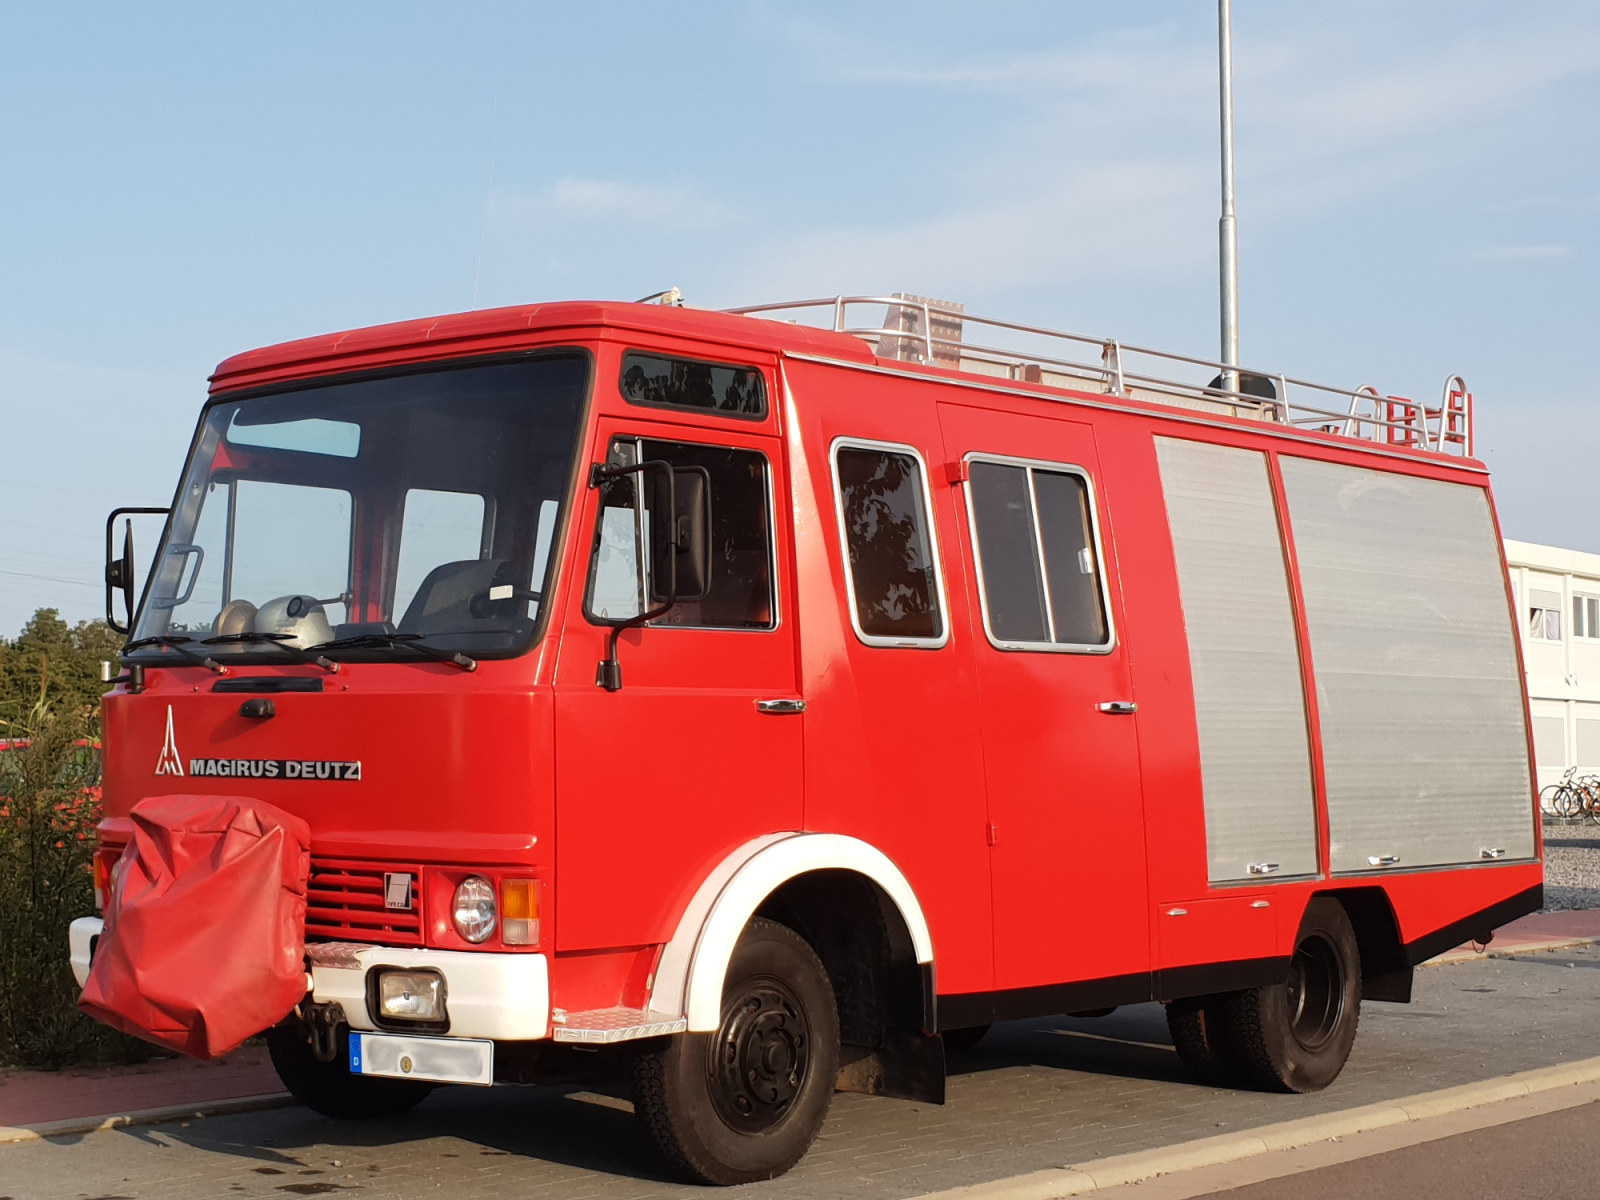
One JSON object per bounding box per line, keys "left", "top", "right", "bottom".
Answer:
{"left": 551, "top": 1007, "right": 688, "bottom": 1044}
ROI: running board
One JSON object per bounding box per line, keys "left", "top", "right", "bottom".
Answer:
{"left": 550, "top": 1006, "right": 688, "bottom": 1044}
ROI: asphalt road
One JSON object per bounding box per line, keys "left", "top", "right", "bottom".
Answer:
{"left": 1200, "top": 1101, "right": 1600, "bottom": 1200}
{"left": 6, "top": 946, "right": 1600, "bottom": 1200}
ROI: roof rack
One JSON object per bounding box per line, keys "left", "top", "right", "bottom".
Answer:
{"left": 726, "top": 295, "right": 1473, "bottom": 458}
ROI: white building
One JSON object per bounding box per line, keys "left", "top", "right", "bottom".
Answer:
{"left": 1505, "top": 539, "right": 1600, "bottom": 788}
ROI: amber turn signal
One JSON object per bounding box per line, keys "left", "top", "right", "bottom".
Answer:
{"left": 500, "top": 877, "right": 540, "bottom": 946}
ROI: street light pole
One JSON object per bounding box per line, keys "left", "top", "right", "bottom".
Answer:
{"left": 1218, "top": 0, "right": 1239, "bottom": 392}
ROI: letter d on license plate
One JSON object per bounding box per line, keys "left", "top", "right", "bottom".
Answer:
{"left": 349, "top": 1032, "right": 493, "bottom": 1086}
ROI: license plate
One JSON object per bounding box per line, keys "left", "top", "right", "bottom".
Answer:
{"left": 349, "top": 1032, "right": 493, "bottom": 1086}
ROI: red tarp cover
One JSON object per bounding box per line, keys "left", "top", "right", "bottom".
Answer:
{"left": 80, "top": 794, "right": 311, "bottom": 1060}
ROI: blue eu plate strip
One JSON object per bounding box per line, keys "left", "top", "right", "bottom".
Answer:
{"left": 348, "top": 1032, "right": 363, "bottom": 1073}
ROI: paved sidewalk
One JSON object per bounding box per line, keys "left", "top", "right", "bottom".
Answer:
{"left": 1427, "top": 907, "right": 1600, "bottom": 965}
{"left": 1, "top": 908, "right": 1593, "bottom": 1136}
{"left": 8, "top": 945, "right": 1600, "bottom": 1200}
{"left": 0, "top": 1044, "right": 280, "bottom": 1127}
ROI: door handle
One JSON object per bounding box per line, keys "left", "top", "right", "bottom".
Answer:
{"left": 756, "top": 699, "right": 807, "bottom": 715}
{"left": 1097, "top": 701, "right": 1138, "bottom": 715}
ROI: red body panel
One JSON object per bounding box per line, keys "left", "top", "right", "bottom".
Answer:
{"left": 95, "top": 301, "right": 1543, "bottom": 1026}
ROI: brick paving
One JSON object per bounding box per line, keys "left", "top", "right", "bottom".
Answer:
{"left": 6, "top": 945, "right": 1600, "bottom": 1200}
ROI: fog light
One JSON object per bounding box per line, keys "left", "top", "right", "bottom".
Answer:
{"left": 452, "top": 875, "right": 497, "bottom": 943}
{"left": 376, "top": 970, "right": 444, "bottom": 1022}
{"left": 501, "top": 878, "right": 540, "bottom": 946}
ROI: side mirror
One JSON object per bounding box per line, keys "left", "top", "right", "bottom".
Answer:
{"left": 104, "top": 506, "right": 170, "bottom": 635}
{"left": 649, "top": 466, "right": 712, "bottom": 603}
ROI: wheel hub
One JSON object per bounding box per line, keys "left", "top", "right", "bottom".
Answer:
{"left": 1286, "top": 931, "right": 1344, "bottom": 1051}
{"left": 708, "top": 976, "right": 812, "bottom": 1132}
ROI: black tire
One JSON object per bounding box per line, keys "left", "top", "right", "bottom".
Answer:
{"left": 1165, "top": 994, "right": 1237, "bottom": 1087}
{"left": 266, "top": 1025, "right": 435, "bottom": 1120}
{"left": 941, "top": 1024, "right": 992, "bottom": 1054}
{"left": 633, "top": 917, "right": 840, "bottom": 1185}
{"left": 1222, "top": 897, "right": 1362, "bottom": 1093}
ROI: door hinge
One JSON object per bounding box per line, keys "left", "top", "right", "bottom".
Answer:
{"left": 985, "top": 822, "right": 999, "bottom": 847}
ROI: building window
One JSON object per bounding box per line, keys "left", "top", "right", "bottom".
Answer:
{"left": 965, "top": 456, "right": 1111, "bottom": 651}
{"left": 831, "top": 440, "right": 947, "bottom": 647}
{"left": 1529, "top": 588, "right": 1563, "bottom": 641}
{"left": 1575, "top": 593, "right": 1600, "bottom": 640}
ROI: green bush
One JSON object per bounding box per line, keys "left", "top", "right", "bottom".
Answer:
{"left": 0, "top": 610, "right": 155, "bottom": 1069}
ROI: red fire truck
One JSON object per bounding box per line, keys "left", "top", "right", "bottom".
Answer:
{"left": 71, "top": 294, "right": 1539, "bottom": 1184}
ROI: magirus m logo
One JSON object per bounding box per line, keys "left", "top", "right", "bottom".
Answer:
{"left": 154, "top": 705, "right": 184, "bottom": 776}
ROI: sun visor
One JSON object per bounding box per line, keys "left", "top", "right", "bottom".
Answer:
{"left": 79, "top": 794, "right": 311, "bottom": 1060}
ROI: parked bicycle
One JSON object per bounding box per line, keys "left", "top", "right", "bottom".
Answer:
{"left": 1540, "top": 766, "right": 1600, "bottom": 822}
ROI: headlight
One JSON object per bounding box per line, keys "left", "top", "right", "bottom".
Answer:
{"left": 375, "top": 969, "right": 445, "bottom": 1022}
{"left": 452, "top": 875, "right": 497, "bottom": 943}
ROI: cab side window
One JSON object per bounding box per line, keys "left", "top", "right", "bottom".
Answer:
{"left": 832, "top": 441, "right": 947, "bottom": 647}
{"left": 584, "top": 437, "right": 775, "bottom": 629}
{"left": 966, "top": 457, "right": 1110, "bottom": 650}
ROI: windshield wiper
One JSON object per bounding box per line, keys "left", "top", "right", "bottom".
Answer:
{"left": 202, "top": 632, "right": 340, "bottom": 673}
{"left": 121, "top": 635, "right": 225, "bottom": 674}
{"left": 311, "top": 633, "right": 477, "bottom": 672}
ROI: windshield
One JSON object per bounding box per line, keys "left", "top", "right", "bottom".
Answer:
{"left": 129, "top": 353, "right": 590, "bottom": 660}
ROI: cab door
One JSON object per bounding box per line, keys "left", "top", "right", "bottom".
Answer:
{"left": 937, "top": 403, "right": 1150, "bottom": 997}
{"left": 552, "top": 419, "right": 803, "bottom": 952}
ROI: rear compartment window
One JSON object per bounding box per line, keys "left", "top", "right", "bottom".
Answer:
{"left": 966, "top": 457, "right": 1109, "bottom": 650}
{"left": 584, "top": 437, "right": 775, "bottom": 629}
{"left": 619, "top": 351, "right": 767, "bottom": 419}
{"left": 832, "top": 441, "right": 947, "bottom": 647}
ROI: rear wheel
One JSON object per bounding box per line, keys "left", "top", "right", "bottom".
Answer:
{"left": 266, "top": 1025, "right": 434, "bottom": 1120}
{"left": 1165, "top": 995, "right": 1236, "bottom": 1087}
{"left": 1222, "top": 897, "right": 1362, "bottom": 1093}
{"left": 633, "top": 917, "right": 840, "bottom": 1185}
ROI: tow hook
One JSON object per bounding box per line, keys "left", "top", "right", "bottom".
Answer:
{"left": 299, "top": 999, "right": 347, "bottom": 1063}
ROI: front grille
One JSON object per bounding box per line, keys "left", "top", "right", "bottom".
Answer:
{"left": 306, "top": 858, "right": 424, "bottom": 945}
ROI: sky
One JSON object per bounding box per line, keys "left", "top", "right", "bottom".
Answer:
{"left": 2, "top": 1, "right": 1598, "bottom": 638}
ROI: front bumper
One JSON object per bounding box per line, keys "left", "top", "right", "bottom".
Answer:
{"left": 69, "top": 916, "right": 102, "bottom": 987}
{"left": 66, "top": 918, "right": 549, "bottom": 1042}
{"left": 308, "top": 943, "right": 549, "bottom": 1041}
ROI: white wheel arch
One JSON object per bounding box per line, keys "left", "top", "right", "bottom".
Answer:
{"left": 647, "top": 833, "right": 935, "bottom": 1032}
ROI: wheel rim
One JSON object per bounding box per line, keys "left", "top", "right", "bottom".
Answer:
{"left": 707, "top": 975, "right": 812, "bottom": 1133}
{"left": 1285, "top": 932, "right": 1345, "bottom": 1052}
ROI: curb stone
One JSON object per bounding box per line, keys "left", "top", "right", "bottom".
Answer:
{"left": 912, "top": 1054, "right": 1600, "bottom": 1199}
{"left": 1423, "top": 934, "right": 1600, "bottom": 966}
{"left": 0, "top": 1092, "right": 293, "bottom": 1146}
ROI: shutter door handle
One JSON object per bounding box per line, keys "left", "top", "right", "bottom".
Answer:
{"left": 756, "top": 699, "right": 807, "bottom": 715}
{"left": 1097, "top": 701, "right": 1138, "bottom": 715}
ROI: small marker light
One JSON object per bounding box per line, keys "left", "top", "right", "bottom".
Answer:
{"left": 501, "top": 878, "right": 540, "bottom": 946}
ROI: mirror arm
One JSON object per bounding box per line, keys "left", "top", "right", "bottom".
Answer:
{"left": 588, "top": 460, "right": 676, "bottom": 691}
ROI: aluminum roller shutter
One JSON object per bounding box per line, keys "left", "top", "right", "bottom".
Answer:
{"left": 1156, "top": 438, "right": 1319, "bottom": 883}
{"left": 1280, "top": 458, "right": 1535, "bottom": 872}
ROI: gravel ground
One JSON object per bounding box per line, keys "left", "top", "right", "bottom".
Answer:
{"left": 1540, "top": 821, "right": 1600, "bottom": 911}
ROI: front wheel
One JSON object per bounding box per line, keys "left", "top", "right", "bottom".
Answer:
{"left": 1222, "top": 897, "right": 1362, "bottom": 1093}
{"left": 633, "top": 917, "right": 840, "bottom": 1185}
{"left": 266, "top": 1025, "right": 434, "bottom": 1120}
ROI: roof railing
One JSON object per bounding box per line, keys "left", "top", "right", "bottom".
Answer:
{"left": 725, "top": 295, "right": 1473, "bottom": 458}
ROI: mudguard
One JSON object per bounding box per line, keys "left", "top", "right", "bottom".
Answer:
{"left": 79, "top": 794, "right": 311, "bottom": 1059}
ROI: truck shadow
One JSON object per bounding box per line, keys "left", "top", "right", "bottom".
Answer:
{"left": 138, "top": 1003, "right": 1213, "bottom": 1184}
{"left": 945, "top": 1003, "right": 1195, "bottom": 1088}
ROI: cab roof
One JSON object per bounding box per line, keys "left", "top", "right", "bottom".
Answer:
{"left": 208, "top": 300, "right": 875, "bottom": 395}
